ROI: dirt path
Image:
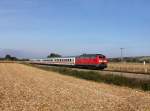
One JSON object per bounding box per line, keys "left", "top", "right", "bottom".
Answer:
{"left": 0, "top": 63, "right": 150, "bottom": 111}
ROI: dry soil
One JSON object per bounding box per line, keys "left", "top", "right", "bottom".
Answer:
{"left": 0, "top": 63, "right": 150, "bottom": 111}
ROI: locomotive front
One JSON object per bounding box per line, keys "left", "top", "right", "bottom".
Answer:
{"left": 97, "top": 54, "right": 108, "bottom": 69}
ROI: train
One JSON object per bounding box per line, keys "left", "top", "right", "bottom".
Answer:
{"left": 30, "top": 54, "right": 108, "bottom": 70}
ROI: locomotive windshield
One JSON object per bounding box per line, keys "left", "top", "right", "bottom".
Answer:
{"left": 99, "top": 55, "right": 106, "bottom": 58}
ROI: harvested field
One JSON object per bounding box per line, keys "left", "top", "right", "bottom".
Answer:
{"left": 107, "top": 62, "right": 150, "bottom": 74}
{"left": 0, "top": 63, "right": 150, "bottom": 111}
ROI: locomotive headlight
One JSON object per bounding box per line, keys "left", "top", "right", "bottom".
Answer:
{"left": 99, "top": 60, "right": 102, "bottom": 63}
{"left": 103, "top": 60, "right": 107, "bottom": 63}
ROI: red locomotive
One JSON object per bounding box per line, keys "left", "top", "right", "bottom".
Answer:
{"left": 31, "top": 54, "right": 108, "bottom": 70}
{"left": 75, "top": 54, "right": 108, "bottom": 69}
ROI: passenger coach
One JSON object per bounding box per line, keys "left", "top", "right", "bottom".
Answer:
{"left": 31, "top": 57, "right": 75, "bottom": 65}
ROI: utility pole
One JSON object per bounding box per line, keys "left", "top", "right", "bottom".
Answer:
{"left": 120, "top": 48, "right": 125, "bottom": 62}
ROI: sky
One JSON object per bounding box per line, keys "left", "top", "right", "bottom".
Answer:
{"left": 0, "top": 0, "right": 150, "bottom": 58}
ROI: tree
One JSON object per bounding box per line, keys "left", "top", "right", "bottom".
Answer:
{"left": 47, "top": 53, "right": 62, "bottom": 58}
{"left": 5, "top": 54, "right": 18, "bottom": 61}
{"left": 5, "top": 54, "right": 12, "bottom": 60}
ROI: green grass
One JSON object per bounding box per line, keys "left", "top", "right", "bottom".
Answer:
{"left": 25, "top": 63, "right": 150, "bottom": 91}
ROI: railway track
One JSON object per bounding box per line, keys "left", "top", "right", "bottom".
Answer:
{"left": 78, "top": 68, "right": 150, "bottom": 80}
{"left": 32, "top": 64, "right": 150, "bottom": 81}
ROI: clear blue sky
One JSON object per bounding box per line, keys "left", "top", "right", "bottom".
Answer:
{"left": 0, "top": 0, "right": 150, "bottom": 58}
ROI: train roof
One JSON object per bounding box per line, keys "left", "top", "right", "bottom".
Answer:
{"left": 30, "top": 54, "right": 106, "bottom": 61}
{"left": 78, "top": 54, "right": 105, "bottom": 57}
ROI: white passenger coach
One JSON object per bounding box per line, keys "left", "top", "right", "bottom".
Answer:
{"left": 30, "top": 57, "right": 75, "bottom": 66}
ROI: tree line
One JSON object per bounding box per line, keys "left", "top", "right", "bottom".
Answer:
{"left": 0, "top": 53, "right": 62, "bottom": 61}
{"left": 109, "top": 57, "right": 150, "bottom": 63}
{"left": 0, "top": 55, "right": 18, "bottom": 61}
{"left": 0, "top": 54, "right": 29, "bottom": 61}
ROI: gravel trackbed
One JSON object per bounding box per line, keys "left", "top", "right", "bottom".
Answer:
{"left": 0, "top": 63, "right": 150, "bottom": 111}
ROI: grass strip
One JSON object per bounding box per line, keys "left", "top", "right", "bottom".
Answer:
{"left": 25, "top": 63, "right": 150, "bottom": 91}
